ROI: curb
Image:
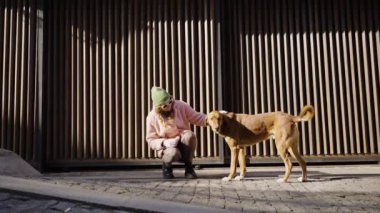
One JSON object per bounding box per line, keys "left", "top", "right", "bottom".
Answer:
{"left": 0, "top": 175, "right": 236, "bottom": 213}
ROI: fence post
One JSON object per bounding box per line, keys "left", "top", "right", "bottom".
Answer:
{"left": 216, "top": 0, "right": 225, "bottom": 163}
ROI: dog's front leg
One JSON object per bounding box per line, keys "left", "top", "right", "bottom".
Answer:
{"left": 223, "top": 138, "right": 238, "bottom": 181}
{"left": 234, "top": 147, "right": 246, "bottom": 181}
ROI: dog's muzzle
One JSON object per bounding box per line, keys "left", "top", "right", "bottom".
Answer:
{"left": 213, "top": 126, "right": 220, "bottom": 133}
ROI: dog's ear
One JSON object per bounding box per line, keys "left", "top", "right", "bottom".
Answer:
{"left": 218, "top": 110, "right": 235, "bottom": 119}
{"left": 225, "top": 112, "right": 235, "bottom": 119}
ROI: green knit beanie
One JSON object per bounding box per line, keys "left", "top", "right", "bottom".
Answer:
{"left": 151, "top": 86, "right": 171, "bottom": 107}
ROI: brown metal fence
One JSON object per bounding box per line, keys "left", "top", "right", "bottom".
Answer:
{"left": 0, "top": 0, "right": 38, "bottom": 163}
{"left": 1, "top": 0, "right": 379, "bottom": 169}
{"left": 221, "top": 0, "right": 380, "bottom": 159}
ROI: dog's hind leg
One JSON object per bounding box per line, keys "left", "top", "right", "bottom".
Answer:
{"left": 289, "top": 143, "right": 307, "bottom": 182}
{"left": 275, "top": 129, "right": 293, "bottom": 183}
{"left": 277, "top": 150, "right": 292, "bottom": 183}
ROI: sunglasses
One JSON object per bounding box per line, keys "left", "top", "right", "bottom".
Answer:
{"left": 159, "top": 98, "right": 174, "bottom": 109}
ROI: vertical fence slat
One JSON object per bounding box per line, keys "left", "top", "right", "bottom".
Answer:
{"left": 133, "top": 0, "right": 139, "bottom": 159}
{"left": 19, "top": 0, "right": 27, "bottom": 156}
{"left": 326, "top": 0, "right": 338, "bottom": 155}
{"left": 184, "top": 0, "right": 190, "bottom": 104}
{"left": 287, "top": 0, "right": 304, "bottom": 154}
{"left": 250, "top": 0, "right": 258, "bottom": 156}
{"left": 283, "top": 0, "right": 291, "bottom": 116}
{"left": 71, "top": 0, "right": 78, "bottom": 159}
{"left": 127, "top": 0, "right": 133, "bottom": 159}
{"left": 196, "top": 0, "right": 203, "bottom": 157}
{"left": 107, "top": 0, "right": 114, "bottom": 159}
{"left": 269, "top": 0, "right": 276, "bottom": 156}
{"left": 342, "top": 0, "right": 355, "bottom": 154}
{"left": 334, "top": 0, "right": 346, "bottom": 154}
{"left": 244, "top": 0, "right": 251, "bottom": 156}
{"left": 7, "top": 0, "right": 16, "bottom": 151}
{"left": 67, "top": 0, "right": 72, "bottom": 159}
{"left": 205, "top": 0, "right": 212, "bottom": 157}
{"left": 177, "top": 0, "right": 183, "bottom": 101}
{"left": 263, "top": 0, "right": 271, "bottom": 156}
{"left": 45, "top": 0, "right": 51, "bottom": 160}
{"left": 89, "top": 0, "right": 95, "bottom": 158}
{"left": 0, "top": 0, "right": 3, "bottom": 149}
{"left": 276, "top": 0, "right": 283, "bottom": 113}
{"left": 0, "top": 0, "right": 4, "bottom": 148}
{"left": 14, "top": 0, "right": 22, "bottom": 154}
{"left": 360, "top": 0, "right": 375, "bottom": 153}
{"left": 120, "top": 0, "right": 126, "bottom": 158}
{"left": 257, "top": 0, "right": 264, "bottom": 156}
{"left": 300, "top": 0, "right": 307, "bottom": 155}
{"left": 347, "top": 0, "right": 360, "bottom": 154}
{"left": 26, "top": 0, "right": 35, "bottom": 161}
{"left": 96, "top": 0, "right": 103, "bottom": 159}
{"left": 52, "top": 0, "right": 59, "bottom": 159}
{"left": 321, "top": 0, "right": 330, "bottom": 154}
{"left": 82, "top": 0, "right": 88, "bottom": 159}
{"left": 211, "top": 0, "right": 218, "bottom": 156}
{"left": 139, "top": 0, "right": 146, "bottom": 159}
{"left": 353, "top": 0, "right": 368, "bottom": 154}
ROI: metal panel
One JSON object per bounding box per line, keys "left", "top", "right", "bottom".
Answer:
{"left": 44, "top": 0, "right": 221, "bottom": 165}
{"left": 0, "top": 0, "right": 37, "bottom": 163}
{"left": 221, "top": 0, "right": 380, "bottom": 159}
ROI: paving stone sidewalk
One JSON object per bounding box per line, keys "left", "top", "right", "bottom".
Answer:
{"left": 2, "top": 164, "right": 380, "bottom": 212}
{"left": 0, "top": 190, "right": 130, "bottom": 213}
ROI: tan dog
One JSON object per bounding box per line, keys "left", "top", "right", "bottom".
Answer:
{"left": 207, "top": 105, "right": 314, "bottom": 182}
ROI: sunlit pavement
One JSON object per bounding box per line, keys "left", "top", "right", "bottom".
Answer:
{"left": 1, "top": 164, "right": 380, "bottom": 212}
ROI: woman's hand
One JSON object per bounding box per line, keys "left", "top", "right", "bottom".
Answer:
{"left": 163, "top": 136, "right": 180, "bottom": 148}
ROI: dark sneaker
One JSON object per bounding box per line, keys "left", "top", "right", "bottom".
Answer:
{"left": 185, "top": 163, "right": 198, "bottom": 179}
{"left": 162, "top": 163, "right": 174, "bottom": 179}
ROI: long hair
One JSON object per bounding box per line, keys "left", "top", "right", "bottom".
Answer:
{"left": 155, "top": 106, "right": 175, "bottom": 128}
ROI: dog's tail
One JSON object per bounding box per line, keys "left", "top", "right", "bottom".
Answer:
{"left": 293, "top": 105, "right": 314, "bottom": 122}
